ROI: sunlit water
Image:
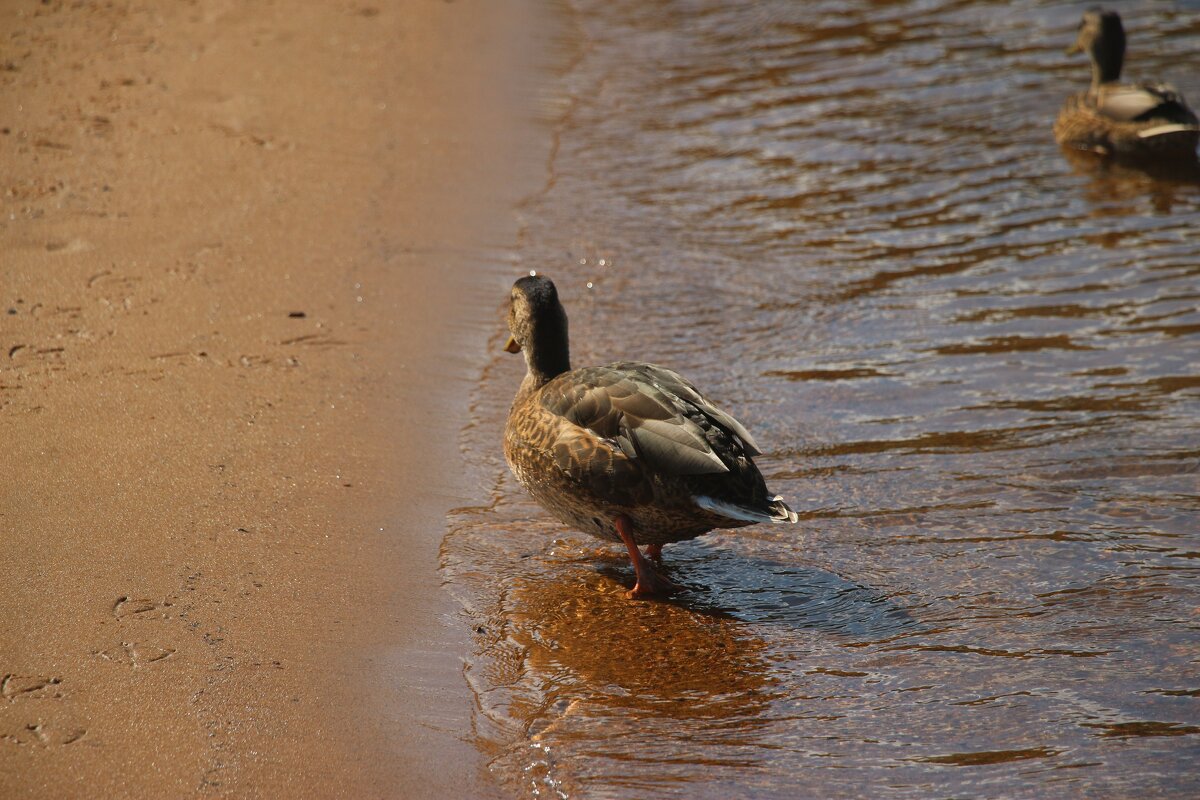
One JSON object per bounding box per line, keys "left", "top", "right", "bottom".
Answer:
{"left": 444, "top": 1, "right": 1200, "bottom": 797}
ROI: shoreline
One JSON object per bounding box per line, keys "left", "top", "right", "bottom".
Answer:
{"left": 1, "top": 1, "right": 539, "bottom": 796}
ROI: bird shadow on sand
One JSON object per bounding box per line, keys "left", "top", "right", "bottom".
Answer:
{"left": 591, "top": 543, "right": 921, "bottom": 642}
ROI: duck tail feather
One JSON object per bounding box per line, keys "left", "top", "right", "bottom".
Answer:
{"left": 695, "top": 494, "right": 799, "bottom": 524}
{"left": 768, "top": 495, "right": 800, "bottom": 524}
{"left": 1137, "top": 123, "right": 1200, "bottom": 139}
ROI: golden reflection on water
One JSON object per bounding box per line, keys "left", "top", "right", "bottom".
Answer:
{"left": 448, "top": 0, "right": 1200, "bottom": 797}
{"left": 502, "top": 568, "right": 780, "bottom": 792}
{"left": 509, "top": 577, "right": 772, "bottom": 702}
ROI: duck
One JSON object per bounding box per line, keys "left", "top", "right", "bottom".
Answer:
{"left": 1054, "top": 8, "right": 1198, "bottom": 160}
{"left": 502, "top": 275, "right": 798, "bottom": 599}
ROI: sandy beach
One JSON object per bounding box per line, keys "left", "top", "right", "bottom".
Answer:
{"left": 1, "top": 1, "right": 537, "bottom": 796}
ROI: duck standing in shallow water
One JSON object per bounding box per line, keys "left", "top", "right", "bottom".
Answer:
{"left": 502, "top": 275, "right": 798, "bottom": 599}
{"left": 1055, "top": 8, "right": 1199, "bottom": 160}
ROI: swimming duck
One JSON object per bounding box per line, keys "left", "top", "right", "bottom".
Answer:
{"left": 1054, "top": 9, "right": 1199, "bottom": 160}
{"left": 503, "top": 275, "right": 798, "bottom": 599}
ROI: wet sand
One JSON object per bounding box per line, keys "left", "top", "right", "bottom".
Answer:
{"left": 1, "top": 1, "right": 535, "bottom": 796}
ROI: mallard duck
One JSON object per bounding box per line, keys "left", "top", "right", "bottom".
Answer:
{"left": 1054, "top": 9, "right": 1199, "bottom": 160}
{"left": 502, "top": 275, "right": 798, "bottom": 599}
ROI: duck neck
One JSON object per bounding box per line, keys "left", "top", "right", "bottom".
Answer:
{"left": 1091, "top": 57, "right": 1121, "bottom": 87}
{"left": 1089, "top": 35, "right": 1124, "bottom": 87}
{"left": 521, "top": 336, "right": 571, "bottom": 391}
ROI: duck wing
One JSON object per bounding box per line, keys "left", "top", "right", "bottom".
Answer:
{"left": 617, "top": 362, "right": 763, "bottom": 457}
{"left": 1096, "top": 83, "right": 1198, "bottom": 125}
{"left": 540, "top": 362, "right": 761, "bottom": 481}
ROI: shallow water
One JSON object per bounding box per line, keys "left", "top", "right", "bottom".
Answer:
{"left": 445, "top": 1, "right": 1200, "bottom": 797}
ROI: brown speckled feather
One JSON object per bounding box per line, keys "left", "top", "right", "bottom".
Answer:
{"left": 1056, "top": 9, "right": 1199, "bottom": 161}
{"left": 505, "top": 362, "right": 789, "bottom": 547}
{"left": 1055, "top": 87, "right": 1200, "bottom": 160}
{"left": 502, "top": 274, "right": 796, "bottom": 550}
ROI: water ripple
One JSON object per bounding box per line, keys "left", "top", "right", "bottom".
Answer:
{"left": 448, "top": 0, "right": 1200, "bottom": 797}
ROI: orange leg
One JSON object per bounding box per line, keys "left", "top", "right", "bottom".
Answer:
{"left": 615, "top": 515, "right": 682, "bottom": 599}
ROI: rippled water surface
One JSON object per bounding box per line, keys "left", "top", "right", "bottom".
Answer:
{"left": 446, "top": 1, "right": 1200, "bottom": 797}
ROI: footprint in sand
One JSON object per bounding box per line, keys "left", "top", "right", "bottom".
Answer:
{"left": 112, "top": 596, "right": 174, "bottom": 619}
{"left": 1, "top": 674, "right": 64, "bottom": 702}
{"left": 0, "top": 721, "right": 87, "bottom": 748}
{"left": 95, "top": 642, "right": 176, "bottom": 667}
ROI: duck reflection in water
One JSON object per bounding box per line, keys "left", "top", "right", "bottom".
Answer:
{"left": 505, "top": 562, "right": 776, "bottom": 714}
{"left": 474, "top": 539, "right": 920, "bottom": 794}
{"left": 1060, "top": 145, "right": 1200, "bottom": 213}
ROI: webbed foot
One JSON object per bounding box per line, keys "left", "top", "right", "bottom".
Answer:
{"left": 615, "top": 516, "right": 683, "bottom": 599}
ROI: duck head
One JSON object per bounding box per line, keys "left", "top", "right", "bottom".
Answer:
{"left": 1069, "top": 8, "right": 1125, "bottom": 86}
{"left": 505, "top": 274, "right": 571, "bottom": 384}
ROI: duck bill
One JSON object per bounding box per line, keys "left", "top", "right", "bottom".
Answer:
{"left": 503, "top": 335, "right": 521, "bottom": 353}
